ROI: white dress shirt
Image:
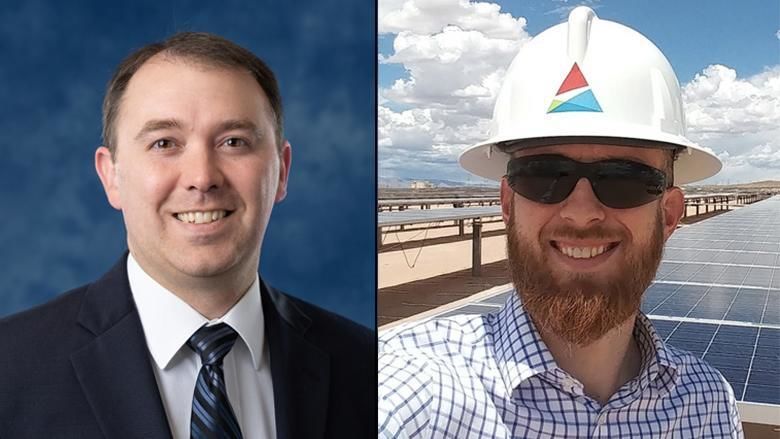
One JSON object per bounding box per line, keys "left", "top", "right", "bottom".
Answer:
{"left": 127, "top": 253, "right": 276, "bottom": 439}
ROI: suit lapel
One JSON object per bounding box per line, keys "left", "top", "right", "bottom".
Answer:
{"left": 261, "top": 281, "right": 330, "bottom": 439}
{"left": 70, "top": 253, "right": 172, "bottom": 439}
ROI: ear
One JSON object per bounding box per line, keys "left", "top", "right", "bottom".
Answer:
{"left": 274, "top": 140, "right": 292, "bottom": 203}
{"left": 500, "top": 177, "right": 514, "bottom": 225}
{"left": 95, "top": 146, "right": 123, "bottom": 210}
{"left": 661, "top": 186, "right": 684, "bottom": 241}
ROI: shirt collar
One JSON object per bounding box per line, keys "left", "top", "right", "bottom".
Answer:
{"left": 127, "top": 253, "right": 265, "bottom": 371}
{"left": 491, "top": 292, "right": 679, "bottom": 396}
{"left": 633, "top": 312, "right": 680, "bottom": 394}
{"left": 490, "top": 293, "right": 559, "bottom": 395}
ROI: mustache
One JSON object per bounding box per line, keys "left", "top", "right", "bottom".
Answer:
{"left": 544, "top": 224, "right": 627, "bottom": 242}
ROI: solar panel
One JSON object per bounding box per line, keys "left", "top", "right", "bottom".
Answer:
{"left": 385, "top": 196, "right": 780, "bottom": 415}
{"left": 377, "top": 205, "right": 501, "bottom": 227}
{"left": 639, "top": 196, "right": 780, "bottom": 407}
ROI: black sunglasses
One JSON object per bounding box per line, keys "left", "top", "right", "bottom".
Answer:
{"left": 506, "top": 154, "right": 669, "bottom": 209}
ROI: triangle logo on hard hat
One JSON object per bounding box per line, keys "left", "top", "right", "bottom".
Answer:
{"left": 547, "top": 63, "right": 602, "bottom": 113}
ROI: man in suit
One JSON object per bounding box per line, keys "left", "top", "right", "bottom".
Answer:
{"left": 0, "top": 32, "right": 373, "bottom": 438}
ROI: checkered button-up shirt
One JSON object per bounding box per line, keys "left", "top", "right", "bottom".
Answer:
{"left": 378, "top": 293, "right": 743, "bottom": 438}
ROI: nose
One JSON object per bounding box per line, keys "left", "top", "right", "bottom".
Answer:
{"left": 181, "top": 145, "right": 224, "bottom": 193}
{"left": 558, "top": 177, "right": 606, "bottom": 227}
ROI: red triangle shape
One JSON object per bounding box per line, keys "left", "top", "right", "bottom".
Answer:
{"left": 556, "top": 63, "right": 588, "bottom": 95}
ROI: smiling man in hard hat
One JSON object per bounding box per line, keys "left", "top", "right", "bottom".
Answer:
{"left": 378, "top": 7, "right": 742, "bottom": 438}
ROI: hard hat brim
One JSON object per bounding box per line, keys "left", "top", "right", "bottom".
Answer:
{"left": 460, "top": 130, "right": 722, "bottom": 186}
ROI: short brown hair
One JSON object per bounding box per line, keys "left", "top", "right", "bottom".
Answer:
{"left": 102, "top": 32, "right": 283, "bottom": 159}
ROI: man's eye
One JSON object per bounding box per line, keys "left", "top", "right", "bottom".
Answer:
{"left": 151, "top": 139, "right": 174, "bottom": 149}
{"left": 224, "top": 137, "right": 248, "bottom": 148}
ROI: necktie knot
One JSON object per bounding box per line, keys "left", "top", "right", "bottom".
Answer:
{"left": 187, "top": 322, "right": 239, "bottom": 366}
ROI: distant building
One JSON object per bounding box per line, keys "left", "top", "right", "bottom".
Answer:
{"left": 410, "top": 180, "right": 433, "bottom": 189}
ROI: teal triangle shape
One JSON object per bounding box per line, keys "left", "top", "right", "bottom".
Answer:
{"left": 548, "top": 89, "right": 602, "bottom": 113}
{"left": 567, "top": 89, "right": 602, "bottom": 111}
{"left": 549, "top": 100, "right": 597, "bottom": 113}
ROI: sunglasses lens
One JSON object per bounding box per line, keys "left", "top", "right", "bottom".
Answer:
{"left": 591, "top": 161, "right": 667, "bottom": 208}
{"left": 506, "top": 156, "right": 577, "bottom": 204}
{"left": 507, "top": 155, "right": 667, "bottom": 208}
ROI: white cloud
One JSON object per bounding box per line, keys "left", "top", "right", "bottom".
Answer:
{"left": 384, "top": 26, "right": 524, "bottom": 113}
{"left": 379, "top": 0, "right": 529, "bottom": 180}
{"left": 379, "top": 0, "right": 526, "bottom": 39}
{"left": 378, "top": 106, "right": 438, "bottom": 150}
{"left": 683, "top": 65, "right": 780, "bottom": 183}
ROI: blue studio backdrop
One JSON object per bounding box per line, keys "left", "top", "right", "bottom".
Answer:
{"left": 0, "top": 1, "right": 376, "bottom": 328}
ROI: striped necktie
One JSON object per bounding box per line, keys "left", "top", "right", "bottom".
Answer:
{"left": 187, "top": 323, "right": 244, "bottom": 439}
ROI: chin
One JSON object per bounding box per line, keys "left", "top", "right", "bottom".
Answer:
{"left": 558, "top": 274, "right": 614, "bottom": 294}
{"left": 175, "top": 254, "right": 238, "bottom": 278}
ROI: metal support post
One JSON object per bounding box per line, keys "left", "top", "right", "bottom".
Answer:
{"left": 472, "top": 220, "right": 482, "bottom": 276}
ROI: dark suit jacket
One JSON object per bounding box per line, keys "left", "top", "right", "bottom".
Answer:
{"left": 0, "top": 253, "right": 375, "bottom": 438}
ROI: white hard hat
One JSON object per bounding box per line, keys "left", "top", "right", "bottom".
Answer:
{"left": 459, "top": 6, "right": 721, "bottom": 185}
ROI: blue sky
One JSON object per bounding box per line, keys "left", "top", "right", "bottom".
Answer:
{"left": 0, "top": 0, "right": 375, "bottom": 328}
{"left": 379, "top": 0, "right": 780, "bottom": 184}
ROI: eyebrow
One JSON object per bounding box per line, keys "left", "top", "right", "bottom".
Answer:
{"left": 134, "top": 118, "right": 184, "bottom": 142}
{"left": 134, "top": 118, "right": 264, "bottom": 142}
{"left": 216, "top": 119, "right": 265, "bottom": 141}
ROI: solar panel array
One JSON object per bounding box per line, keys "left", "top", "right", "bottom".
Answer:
{"left": 378, "top": 197, "right": 499, "bottom": 206}
{"left": 643, "top": 196, "right": 780, "bottom": 405}
{"left": 377, "top": 205, "right": 501, "bottom": 227}
{"left": 401, "top": 196, "right": 780, "bottom": 408}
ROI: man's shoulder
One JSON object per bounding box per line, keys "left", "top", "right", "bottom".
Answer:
{"left": 378, "top": 314, "right": 498, "bottom": 438}
{"left": 661, "top": 344, "right": 744, "bottom": 436}
{"left": 0, "top": 283, "right": 91, "bottom": 347}
{"left": 378, "top": 314, "right": 493, "bottom": 395}
{"left": 0, "top": 282, "right": 96, "bottom": 397}
{"left": 270, "top": 287, "right": 374, "bottom": 352}
{"left": 665, "top": 344, "right": 738, "bottom": 401}
{"left": 380, "top": 313, "right": 489, "bottom": 356}
{"left": 269, "top": 287, "right": 375, "bottom": 420}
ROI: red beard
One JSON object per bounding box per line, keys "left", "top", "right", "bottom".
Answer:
{"left": 506, "top": 205, "right": 664, "bottom": 346}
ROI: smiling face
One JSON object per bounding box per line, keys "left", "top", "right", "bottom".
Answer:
{"left": 500, "top": 144, "right": 683, "bottom": 345}
{"left": 95, "top": 56, "right": 290, "bottom": 295}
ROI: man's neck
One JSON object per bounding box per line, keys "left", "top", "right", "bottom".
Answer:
{"left": 539, "top": 313, "right": 642, "bottom": 406}
{"left": 129, "top": 251, "right": 257, "bottom": 320}
{"left": 171, "top": 277, "right": 251, "bottom": 320}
